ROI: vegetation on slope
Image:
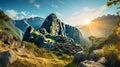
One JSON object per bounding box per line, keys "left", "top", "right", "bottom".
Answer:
{"left": 0, "top": 10, "right": 23, "bottom": 40}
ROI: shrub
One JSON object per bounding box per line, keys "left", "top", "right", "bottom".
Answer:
{"left": 102, "top": 44, "right": 120, "bottom": 66}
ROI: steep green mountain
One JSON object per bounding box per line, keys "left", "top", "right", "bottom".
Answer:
{"left": 40, "top": 13, "right": 83, "bottom": 44}
{"left": 15, "top": 13, "right": 83, "bottom": 44}
{"left": 40, "top": 13, "right": 65, "bottom": 36}
{"left": 0, "top": 10, "right": 22, "bottom": 40}
{"left": 15, "top": 17, "right": 44, "bottom": 32}
{"left": 23, "top": 13, "right": 82, "bottom": 55}
{"left": 79, "top": 15, "right": 120, "bottom": 44}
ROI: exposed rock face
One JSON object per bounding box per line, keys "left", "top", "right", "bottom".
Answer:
{"left": 23, "top": 26, "right": 34, "bottom": 41}
{"left": 40, "top": 13, "right": 65, "bottom": 36}
{"left": 0, "top": 50, "right": 17, "bottom": 67}
{"left": 79, "top": 60, "right": 105, "bottom": 67}
{"left": 23, "top": 26, "right": 45, "bottom": 47}
{"left": 73, "top": 51, "right": 86, "bottom": 62}
{"left": 56, "top": 39, "right": 82, "bottom": 55}
{"left": 65, "top": 24, "right": 84, "bottom": 44}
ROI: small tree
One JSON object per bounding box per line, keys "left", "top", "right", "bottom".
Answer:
{"left": 107, "top": 0, "right": 120, "bottom": 15}
{"left": 88, "top": 36, "right": 96, "bottom": 45}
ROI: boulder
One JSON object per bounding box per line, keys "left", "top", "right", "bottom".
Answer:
{"left": 0, "top": 50, "right": 17, "bottom": 67}
{"left": 79, "top": 60, "right": 105, "bottom": 67}
{"left": 97, "top": 57, "right": 107, "bottom": 65}
{"left": 89, "top": 52, "right": 98, "bottom": 61}
{"left": 73, "top": 51, "right": 86, "bottom": 63}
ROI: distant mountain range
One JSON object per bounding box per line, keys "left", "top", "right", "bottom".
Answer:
{"left": 3, "top": 8, "right": 119, "bottom": 45}
{"left": 78, "top": 15, "right": 120, "bottom": 44}
{"left": 15, "top": 17, "right": 44, "bottom": 32}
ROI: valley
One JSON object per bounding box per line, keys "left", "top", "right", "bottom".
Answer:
{"left": 0, "top": 0, "right": 120, "bottom": 67}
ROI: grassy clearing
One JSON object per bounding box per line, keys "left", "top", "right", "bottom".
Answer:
{"left": 46, "top": 38, "right": 56, "bottom": 43}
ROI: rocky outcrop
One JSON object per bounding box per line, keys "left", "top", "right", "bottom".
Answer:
{"left": 56, "top": 40, "right": 82, "bottom": 55}
{"left": 40, "top": 13, "right": 65, "bottom": 36}
{"left": 23, "top": 26, "right": 34, "bottom": 41}
{"left": 79, "top": 60, "right": 105, "bottom": 67}
{"left": 89, "top": 52, "right": 98, "bottom": 61}
{"left": 0, "top": 50, "right": 17, "bottom": 67}
{"left": 73, "top": 51, "right": 86, "bottom": 62}
{"left": 23, "top": 26, "right": 45, "bottom": 47}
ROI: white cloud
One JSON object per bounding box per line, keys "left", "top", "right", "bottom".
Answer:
{"left": 29, "top": 0, "right": 40, "bottom": 9}
{"left": 5, "top": 9, "right": 18, "bottom": 19}
{"left": 27, "top": 14, "right": 38, "bottom": 18}
{"left": 66, "top": 5, "right": 107, "bottom": 25}
{"left": 30, "top": 0, "right": 35, "bottom": 3}
{"left": 15, "top": 13, "right": 38, "bottom": 20}
{"left": 15, "top": 14, "right": 38, "bottom": 20}
{"left": 34, "top": 3, "right": 40, "bottom": 8}
{"left": 5, "top": 9, "right": 38, "bottom": 20}
{"left": 16, "top": 15, "right": 25, "bottom": 20}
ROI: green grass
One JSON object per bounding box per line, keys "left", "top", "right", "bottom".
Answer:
{"left": 12, "top": 41, "right": 73, "bottom": 67}
{"left": 46, "top": 38, "right": 56, "bottom": 43}
{"left": 0, "top": 41, "right": 73, "bottom": 67}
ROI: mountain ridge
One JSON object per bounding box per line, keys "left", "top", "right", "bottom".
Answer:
{"left": 79, "top": 15, "right": 120, "bottom": 44}
{"left": 15, "top": 17, "right": 44, "bottom": 32}
{"left": 0, "top": 10, "right": 23, "bottom": 40}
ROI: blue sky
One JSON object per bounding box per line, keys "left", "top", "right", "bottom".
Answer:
{"left": 0, "top": 0, "right": 117, "bottom": 26}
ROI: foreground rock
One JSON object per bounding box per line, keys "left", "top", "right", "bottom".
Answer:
{"left": 79, "top": 60, "right": 105, "bottom": 67}
{"left": 0, "top": 50, "right": 17, "bottom": 67}
{"left": 73, "top": 51, "right": 86, "bottom": 63}
{"left": 89, "top": 49, "right": 103, "bottom": 61}
{"left": 89, "top": 52, "right": 98, "bottom": 61}
{"left": 97, "top": 57, "right": 107, "bottom": 65}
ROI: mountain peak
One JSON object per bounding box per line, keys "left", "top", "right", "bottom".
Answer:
{"left": 49, "top": 13, "right": 56, "bottom": 16}
{"left": 26, "top": 26, "right": 34, "bottom": 32}
{"left": 40, "top": 13, "right": 65, "bottom": 36}
{"left": 47, "top": 13, "right": 57, "bottom": 19}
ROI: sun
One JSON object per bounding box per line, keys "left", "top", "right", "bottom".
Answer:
{"left": 84, "top": 18, "right": 92, "bottom": 25}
